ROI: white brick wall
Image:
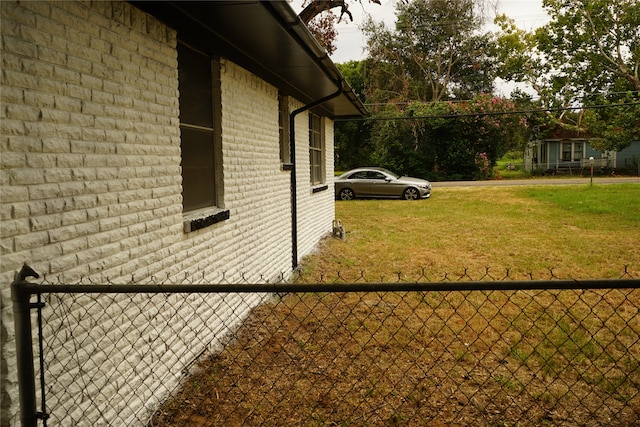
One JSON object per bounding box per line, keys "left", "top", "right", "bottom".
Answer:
{"left": 295, "top": 116, "right": 336, "bottom": 261}
{"left": 1, "top": 1, "right": 336, "bottom": 425}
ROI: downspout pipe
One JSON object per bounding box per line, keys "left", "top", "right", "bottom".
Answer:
{"left": 290, "top": 78, "right": 344, "bottom": 270}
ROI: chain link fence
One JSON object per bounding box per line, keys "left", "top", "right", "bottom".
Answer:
{"left": 11, "top": 267, "right": 640, "bottom": 426}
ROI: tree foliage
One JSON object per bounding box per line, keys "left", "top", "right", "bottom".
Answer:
{"left": 299, "top": 0, "right": 380, "bottom": 55}
{"left": 335, "top": 61, "right": 373, "bottom": 170}
{"left": 495, "top": 0, "right": 640, "bottom": 151}
{"left": 538, "top": 0, "right": 640, "bottom": 94}
{"left": 494, "top": 15, "right": 551, "bottom": 99}
{"left": 369, "top": 95, "right": 528, "bottom": 180}
{"left": 583, "top": 93, "right": 640, "bottom": 152}
{"left": 363, "top": 0, "right": 497, "bottom": 105}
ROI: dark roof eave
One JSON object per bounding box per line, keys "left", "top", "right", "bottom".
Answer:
{"left": 129, "top": 1, "right": 367, "bottom": 118}
{"left": 265, "top": 1, "right": 367, "bottom": 118}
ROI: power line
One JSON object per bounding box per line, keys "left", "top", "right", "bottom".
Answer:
{"left": 361, "top": 91, "right": 640, "bottom": 107}
{"left": 336, "top": 101, "right": 640, "bottom": 121}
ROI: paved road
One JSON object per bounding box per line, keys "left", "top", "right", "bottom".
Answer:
{"left": 432, "top": 177, "right": 640, "bottom": 188}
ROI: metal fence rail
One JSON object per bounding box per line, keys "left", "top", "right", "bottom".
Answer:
{"left": 11, "top": 268, "right": 640, "bottom": 426}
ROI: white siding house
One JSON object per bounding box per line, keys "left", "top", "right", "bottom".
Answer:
{"left": 525, "top": 127, "right": 640, "bottom": 175}
{"left": 0, "top": 1, "right": 366, "bottom": 424}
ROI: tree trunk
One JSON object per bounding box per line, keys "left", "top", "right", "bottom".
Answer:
{"left": 299, "top": 0, "right": 347, "bottom": 24}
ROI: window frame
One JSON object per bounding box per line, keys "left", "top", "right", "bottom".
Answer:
{"left": 177, "top": 40, "right": 227, "bottom": 232}
{"left": 561, "top": 141, "right": 584, "bottom": 162}
{"left": 279, "top": 93, "right": 292, "bottom": 169}
{"left": 309, "top": 112, "right": 325, "bottom": 186}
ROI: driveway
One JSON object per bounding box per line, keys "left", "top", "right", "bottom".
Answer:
{"left": 433, "top": 176, "right": 640, "bottom": 188}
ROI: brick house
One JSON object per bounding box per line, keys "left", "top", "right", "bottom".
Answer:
{"left": 0, "top": 1, "right": 366, "bottom": 424}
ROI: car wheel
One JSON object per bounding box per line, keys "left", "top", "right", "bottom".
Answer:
{"left": 339, "top": 188, "right": 355, "bottom": 200}
{"left": 402, "top": 187, "right": 419, "bottom": 200}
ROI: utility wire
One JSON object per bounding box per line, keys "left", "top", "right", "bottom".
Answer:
{"left": 361, "top": 91, "right": 640, "bottom": 107}
{"left": 336, "top": 101, "right": 640, "bottom": 121}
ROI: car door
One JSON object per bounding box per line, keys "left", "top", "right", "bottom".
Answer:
{"left": 369, "top": 171, "right": 401, "bottom": 197}
{"left": 347, "top": 171, "right": 372, "bottom": 196}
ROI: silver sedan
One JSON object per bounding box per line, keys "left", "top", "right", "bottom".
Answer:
{"left": 334, "top": 168, "right": 432, "bottom": 200}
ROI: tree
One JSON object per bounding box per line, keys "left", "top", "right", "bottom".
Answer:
{"left": 583, "top": 93, "right": 640, "bottom": 152}
{"left": 335, "top": 61, "right": 373, "bottom": 170}
{"left": 299, "top": 0, "right": 355, "bottom": 23}
{"left": 538, "top": 0, "right": 640, "bottom": 94}
{"left": 368, "top": 95, "right": 529, "bottom": 180}
{"left": 299, "top": 0, "right": 380, "bottom": 55}
{"left": 539, "top": 0, "right": 640, "bottom": 151}
{"left": 494, "top": 15, "right": 551, "bottom": 99}
{"left": 495, "top": 0, "right": 640, "bottom": 151}
{"left": 363, "top": 0, "right": 497, "bottom": 105}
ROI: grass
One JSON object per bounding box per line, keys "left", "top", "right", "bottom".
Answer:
{"left": 298, "top": 184, "right": 640, "bottom": 281}
{"left": 494, "top": 158, "right": 530, "bottom": 179}
{"left": 152, "top": 183, "right": 640, "bottom": 426}
{"left": 524, "top": 184, "right": 640, "bottom": 223}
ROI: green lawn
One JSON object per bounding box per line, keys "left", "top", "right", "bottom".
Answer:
{"left": 299, "top": 184, "right": 640, "bottom": 281}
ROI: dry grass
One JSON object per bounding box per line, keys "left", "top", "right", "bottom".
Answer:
{"left": 152, "top": 290, "right": 640, "bottom": 426}
{"left": 151, "top": 184, "right": 640, "bottom": 426}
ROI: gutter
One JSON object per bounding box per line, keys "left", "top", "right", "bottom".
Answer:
{"left": 290, "top": 79, "right": 344, "bottom": 270}
{"left": 269, "top": 2, "right": 352, "bottom": 270}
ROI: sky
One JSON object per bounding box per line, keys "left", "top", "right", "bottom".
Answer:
{"left": 290, "top": 0, "right": 551, "bottom": 95}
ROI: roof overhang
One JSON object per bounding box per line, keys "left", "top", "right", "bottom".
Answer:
{"left": 130, "top": 1, "right": 367, "bottom": 118}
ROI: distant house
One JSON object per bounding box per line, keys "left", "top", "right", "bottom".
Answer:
{"left": 0, "top": 0, "right": 366, "bottom": 424}
{"left": 525, "top": 127, "right": 640, "bottom": 175}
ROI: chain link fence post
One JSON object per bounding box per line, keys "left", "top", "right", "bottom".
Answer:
{"left": 11, "top": 265, "right": 39, "bottom": 427}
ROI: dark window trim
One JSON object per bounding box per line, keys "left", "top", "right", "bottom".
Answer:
{"left": 183, "top": 208, "right": 230, "bottom": 233}
{"left": 312, "top": 185, "right": 329, "bottom": 193}
{"left": 279, "top": 93, "right": 291, "bottom": 167}
{"left": 309, "top": 112, "right": 325, "bottom": 185}
{"left": 178, "top": 40, "right": 227, "bottom": 232}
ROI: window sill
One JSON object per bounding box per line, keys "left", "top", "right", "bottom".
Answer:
{"left": 183, "top": 207, "right": 230, "bottom": 233}
{"left": 312, "top": 184, "right": 329, "bottom": 193}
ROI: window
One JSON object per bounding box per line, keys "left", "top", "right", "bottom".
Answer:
{"left": 309, "top": 113, "right": 324, "bottom": 185}
{"left": 539, "top": 143, "right": 547, "bottom": 164}
{"left": 279, "top": 94, "right": 291, "bottom": 166}
{"left": 573, "top": 143, "right": 583, "bottom": 161}
{"left": 561, "top": 141, "right": 584, "bottom": 162}
{"left": 562, "top": 142, "right": 572, "bottom": 161}
{"left": 177, "top": 41, "right": 222, "bottom": 212}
